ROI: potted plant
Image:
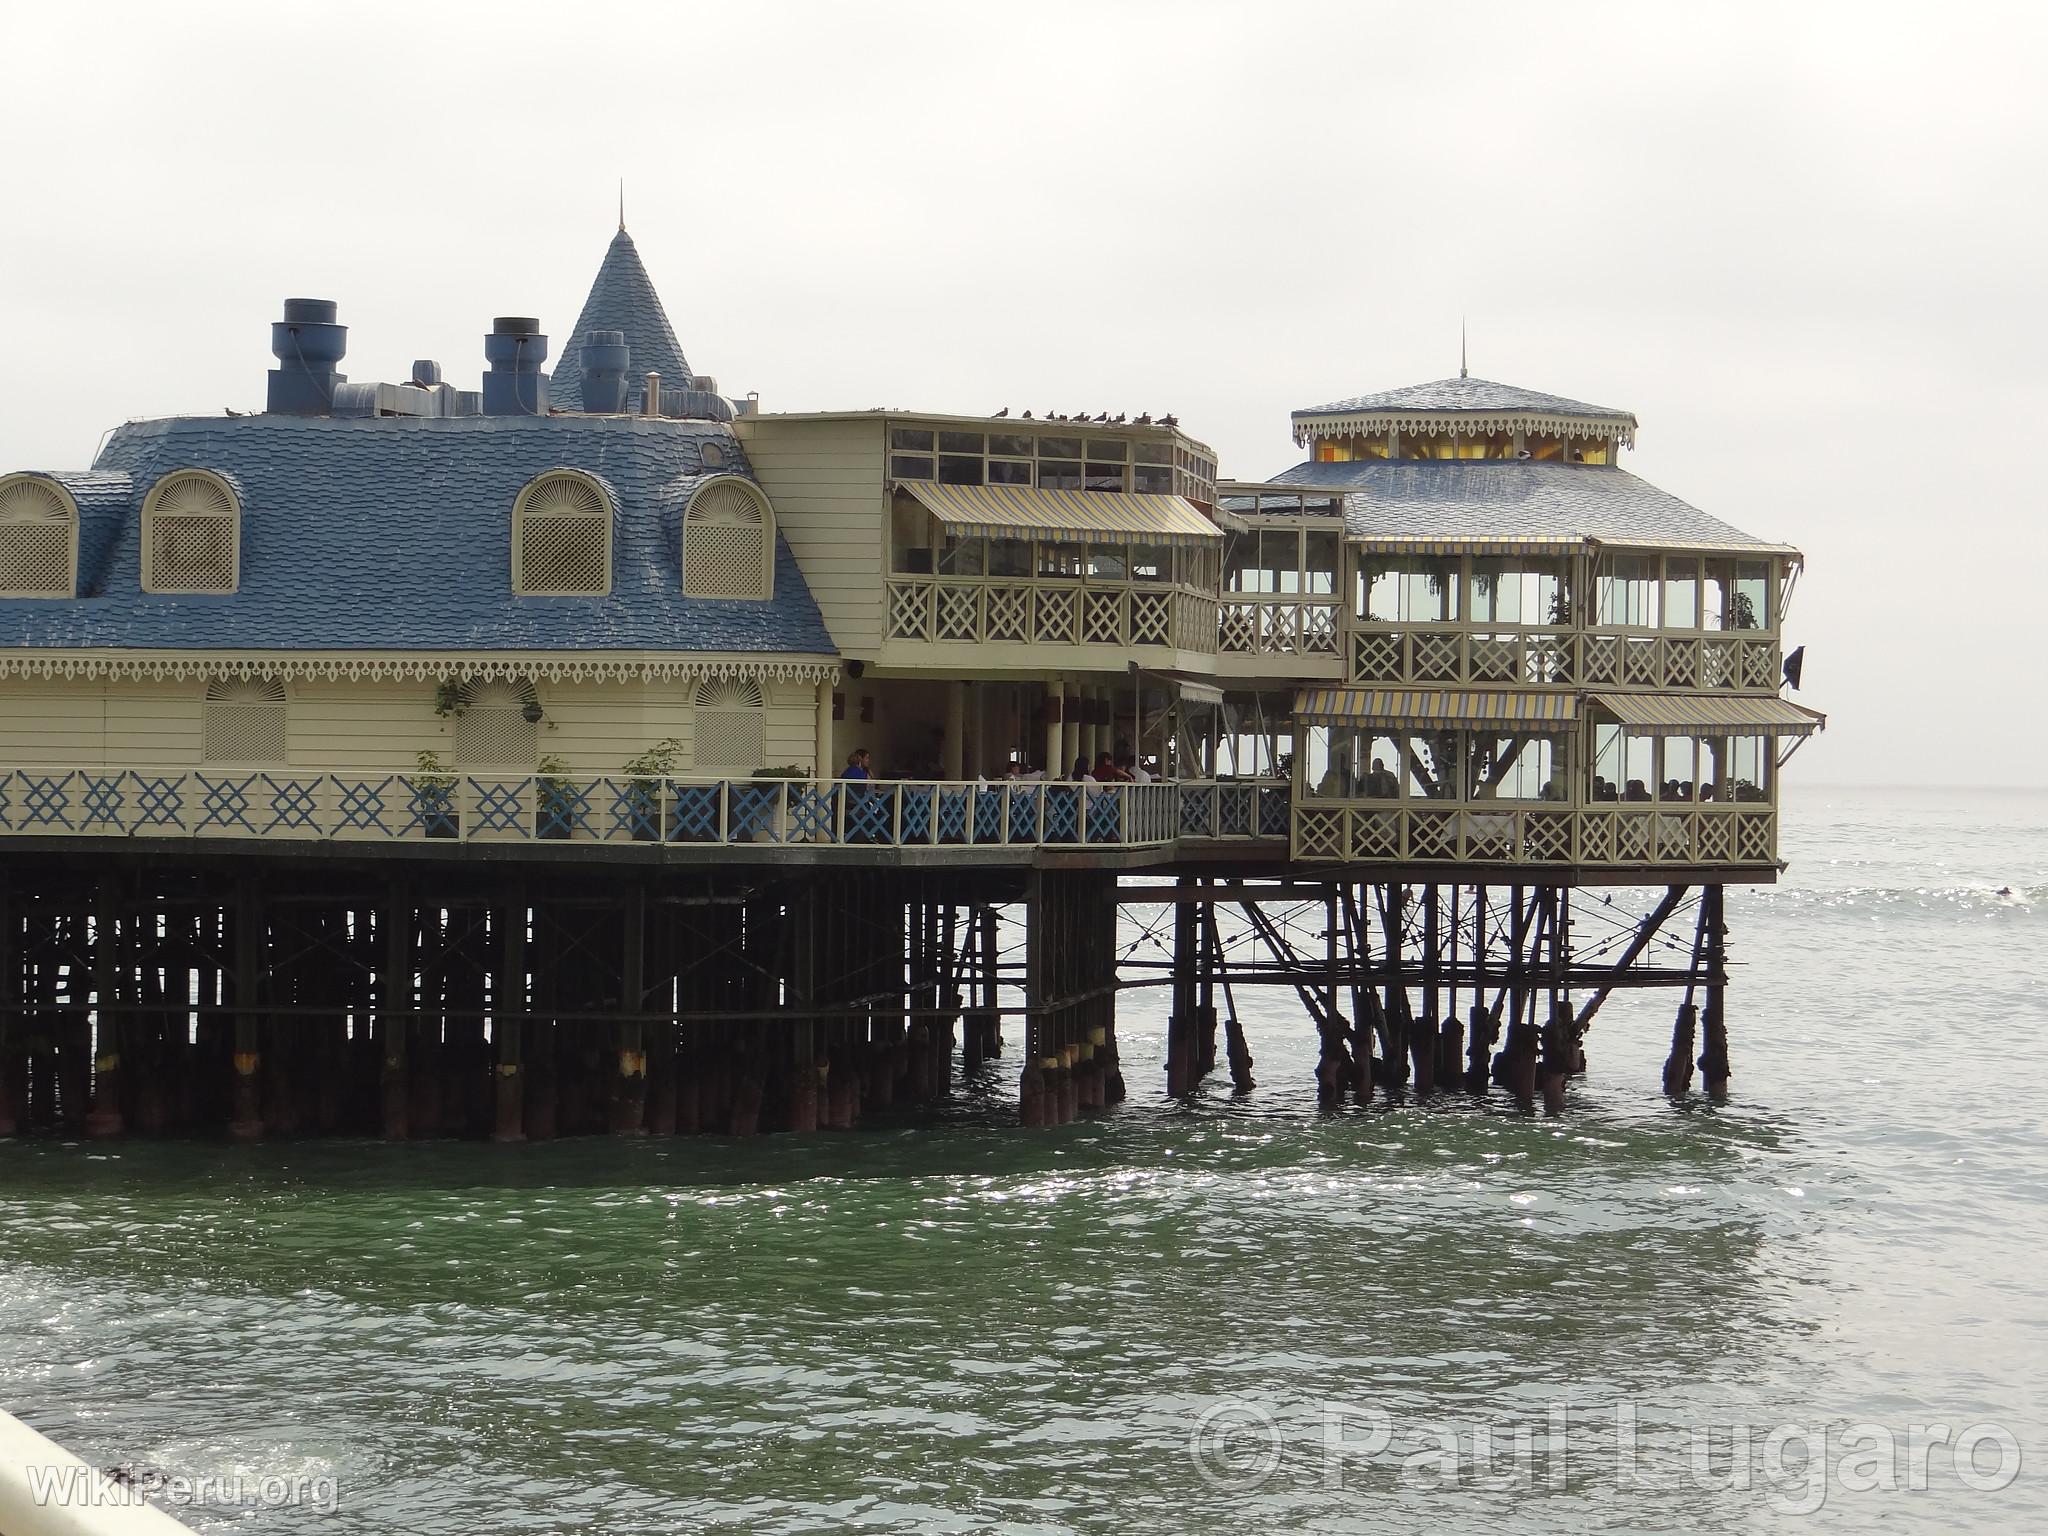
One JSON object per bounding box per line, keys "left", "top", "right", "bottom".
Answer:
{"left": 739, "top": 764, "right": 808, "bottom": 843}
{"left": 535, "top": 754, "right": 577, "bottom": 840}
{"left": 620, "top": 738, "right": 684, "bottom": 841}
{"left": 411, "top": 749, "right": 459, "bottom": 838}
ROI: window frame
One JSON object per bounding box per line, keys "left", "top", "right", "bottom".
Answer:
{"left": 682, "top": 475, "right": 776, "bottom": 601}
{"left": 512, "top": 468, "right": 614, "bottom": 597}
{"left": 0, "top": 473, "right": 81, "bottom": 599}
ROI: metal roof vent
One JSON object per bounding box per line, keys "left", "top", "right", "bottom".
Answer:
{"left": 267, "top": 298, "right": 348, "bottom": 415}
{"left": 579, "top": 330, "right": 630, "bottom": 414}
{"left": 483, "top": 317, "right": 549, "bottom": 416}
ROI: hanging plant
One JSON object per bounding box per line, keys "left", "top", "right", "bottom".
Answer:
{"left": 433, "top": 679, "right": 467, "bottom": 718}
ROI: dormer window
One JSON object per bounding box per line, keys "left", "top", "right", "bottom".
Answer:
{"left": 682, "top": 477, "right": 773, "bottom": 599}
{"left": 513, "top": 471, "right": 611, "bottom": 595}
{"left": 143, "top": 470, "right": 240, "bottom": 593}
{"left": 0, "top": 474, "right": 79, "bottom": 598}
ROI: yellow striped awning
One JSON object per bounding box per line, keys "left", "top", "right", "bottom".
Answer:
{"left": 898, "top": 480, "right": 1224, "bottom": 547}
{"left": 1293, "top": 688, "right": 1578, "bottom": 727}
{"left": 1350, "top": 535, "right": 1585, "bottom": 557}
{"left": 1590, "top": 693, "right": 1826, "bottom": 737}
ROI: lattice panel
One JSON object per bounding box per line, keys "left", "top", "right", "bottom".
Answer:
{"left": 1412, "top": 633, "right": 1460, "bottom": 682}
{"left": 1295, "top": 808, "right": 1346, "bottom": 858}
{"left": 1741, "top": 643, "right": 1779, "bottom": 690}
{"left": 1663, "top": 640, "right": 1698, "bottom": 687}
{"left": 455, "top": 707, "right": 538, "bottom": 767}
{"left": 1351, "top": 811, "right": 1400, "bottom": 858}
{"left": 1034, "top": 588, "right": 1075, "bottom": 642}
{"left": 935, "top": 585, "right": 980, "bottom": 641}
{"left": 0, "top": 524, "right": 71, "bottom": 595}
{"left": 1469, "top": 637, "right": 1517, "bottom": 682}
{"left": 1700, "top": 639, "right": 1738, "bottom": 688}
{"left": 986, "top": 586, "right": 1029, "bottom": 642}
{"left": 1578, "top": 635, "right": 1619, "bottom": 684}
{"left": 1408, "top": 811, "right": 1455, "bottom": 859}
{"left": 519, "top": 514, "right": 609, "bottom": 594}
{"left": 1303, "top": 607, "right": 1337, "bottom": 654}
{"left": 1083, "top": 589, "right": 1124, "bottom": 644}
{"left": 1736, "top": 813, "right": 1774, "bottom": 861}
{"left": 1524, "top": 812, "right": 1573, "bottom": 861}
{"left": 1352, "top": 632, "right": 1400, "bottom": 682}
{"left": 1614, "top": 814, "right": 1652, "bottom": 861}
{"left": 1623, "top": 639, "right": 1661, "bottom": 685}
{"left": 1258, "top": 605, "right": 1299, "bottom": 654}
{"left": 1219, "top": 603, "right": 1256, "bottom": 653}
{"left": 1465, "top": 814, "right": 1513, "bottom": 860}
{"left": 684, "top": 522, "right": 765, "bottom": 599}
{"left": 147, "top": 515, "right": 236, "bottom": 591}
{"left": 695, "top": 676, "right": 766, "bottom": 769}
{"left": 201, "top": 704, "right": 287, "bottom": 765}
{"left": 1131, "top": 590, "right": 1170, "bottom": 645}
{"left": 888, "top": 582, "right": 933, "bottom": 640}
{"left": 1696, "top": 815, "right": 1732, "bottom": 862}
{"left": 1655, "top": 813, "right": 1692, "bottom": 861}
{"left": 1524, "top": 635, "right": 1569, "bottom": 684}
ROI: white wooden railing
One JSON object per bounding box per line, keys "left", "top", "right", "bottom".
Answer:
{"left": 1348, "top": 626, "right": 1782, "bottom": 690}
{"left": 886, "top": 578, "right": 1219, "bottom": 652}
{"left": 1290, "top": 800, "right": 1777, "bottom": 865}
{"left": 1217, "top": 597, "right": 1340, "bottom": 657}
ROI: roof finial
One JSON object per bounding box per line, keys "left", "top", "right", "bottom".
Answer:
{"left": 618, "top": 178, "right": 626, "bottom": 232}
{"left": 1460, "top": 317, "right": 1468, "bottom": 380}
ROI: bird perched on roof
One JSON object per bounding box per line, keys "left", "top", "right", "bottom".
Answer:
{"left": 1112, "top": 412, "right": 1126, "bottom": 424}
{"left": 1021, "top": 410, "right": 1034, "bottom": 420}
{"left": 994, "top": 406, "right": 1009, "bottom": 418}
{"left": 1093, "top": 411, "right": 1109, "bottom": 423}
{"left": 1161, "top": 414, "right": 1178, "bottom": 427}
{"left": 1134, "top": 412, "right": 1152, "bottom": 426}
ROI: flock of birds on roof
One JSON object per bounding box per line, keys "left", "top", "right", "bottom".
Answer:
{"left": 990, "top": 407, "right": 1177, "bottom": 426}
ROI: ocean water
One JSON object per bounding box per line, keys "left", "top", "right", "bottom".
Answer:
{"left": 1, "top": 784, "right": 2043, "bottom": 1533}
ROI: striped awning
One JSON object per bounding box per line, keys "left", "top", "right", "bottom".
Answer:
{"left": 1591, "top": 693, "right": 1826, "bottom": 737}
{"left": 1293, "top": 688, "right": 1577, "bottom": 727}
{"left": 1350, "top": 535, "right": 1585, "bottom": 557}
{"left": 898, "top": 480, "right": 1224, "bottom": 547}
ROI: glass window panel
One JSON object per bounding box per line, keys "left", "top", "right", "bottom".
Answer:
{"left": 1702, "top": 560, "right": 1731, "bottom": 630}
{"left": 937, "top": 454, "right": 984, "bottom": 485}
{"left": 1304, "top": 530, "right": 1338, "bottom": 596}
{"left": 1399, "top": 558, "right": 1457, "bottom": 622}
{"left": 1037, "top": 543, "right": 1081, "bottom": 578}
{"left": 1260, "top": 529, "right": 1301, "bottom": 594}
{"left": 1131, "top": 543, "right": 1171, "bottom": 582}
{"left": 1733, "top": 561, "right": 1770, "bottom": 630}
{"left": 1657, "top": 736, "right": 1698, "bottom": 800}
{"left": 1664, "top": 557, "right": 1700, "bottom": 630}
{"left": 1134, "top": 465, "right": 1172, "bottom": 493}
{"left": 890, "top": 427, "right": 935, "bottom": 451}
{"left": 1087, "top": 543, "right": 1128, "bottom": 580}
{"left": 988, "top": 459, "right": 1032, "bottom": 485}
{"left": 1038, "top": 460, "right": 1082, "bottom": 490}
{"left": 988, "top": 538, "right": 1031, "bottom": 577}
{"left": 1224, "top": 532, "right": 1262, "bottom": 594}
{"left": 1037, "top": 437, "right": 1081, "bottom": 460}
{"left": 1085, "top": 439, "right": 1129, "bottom": 460}
{"left": 1356, "top": 559, "right": 1398, "bottom": 620}
{"left": 1597, "top": 554, "right": 1660, "bottom": 627}
{"left": 1084, "top": 463, "right": 1127, "bottom": 491}
{"left": 990, "top": 433, "right": 1033, "bottom": 457}
{"left": 1405, "top": 732, "right": 1459, "bottom": 800}
{"left": 1470, "top": 733, "right": 1564, "bottom": 801}
{"left": 1133, "top": 441, "right": 1170, "bottom": 465}
{"left": 890, "top": 455, "right": 935, "bottom": 480}
{"left": 1357, "top": 736, "right": 1403, "bottom": 798}
{"left": 1724, "top": 734, "right": 1770, "bottom": 800}
{"left": 937, "top": 431, "right": 984, "bottom": 454}
{"left": 937, "top": 536, "right": 984, "bottom": 577}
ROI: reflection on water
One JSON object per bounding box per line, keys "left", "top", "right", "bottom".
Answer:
{"left": 2, "top": 785, "right": 2045, "bottom": 1532}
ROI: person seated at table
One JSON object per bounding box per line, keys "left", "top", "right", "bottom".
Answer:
{"left": 1363, "top": 757, "right": 1400, "bottom": 798}
{"left": 840, "top": 748, "right": 872, "bottom": 781}
{"left": 1624, "top": 779, "right": 1651, "bottom": 802}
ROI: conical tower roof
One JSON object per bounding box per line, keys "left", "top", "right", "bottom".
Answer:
{"left": 548, "top": 227, "right": 695, "bottom": 413}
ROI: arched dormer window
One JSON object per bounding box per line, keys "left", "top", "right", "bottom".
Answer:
{"left": 142, "top": 470, "right": 239, "bottom": 593}
{"left": 453, "top": 678, "right": 541, "bottom": 768}
{"left": 513, "top": 471, "right": 611, "bottom": 595}
{"left": 682, "top": 478, "right": 773, "bottom": 600}
{"left": 0, "top": 474, "right": 79, "bottom": 598}
{"left": 202, "top": 677, "right": 288, "bottom": 765}
{"left": 692, "top": 677, "right": 766, "bottom": 770}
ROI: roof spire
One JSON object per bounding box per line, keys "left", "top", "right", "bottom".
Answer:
{"left": 1460, "top": 317, "right": 1468, "bottom": 380}
{"left": 618, "top": 178, "right": 626, "bottom": 232}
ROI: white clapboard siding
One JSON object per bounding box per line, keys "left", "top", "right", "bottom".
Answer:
{"left": 737, "top": 416, "right": 885, "bottom": 652}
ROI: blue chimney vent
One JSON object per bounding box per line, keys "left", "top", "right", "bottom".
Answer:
{"left": 482, "top": 316, "right": 549, "bottom": 416}
{"left": 267, "top": 297, "right": 348, "bottom": 415}
{"left": 579, "top": 330, "right": 630, "bottom": 413}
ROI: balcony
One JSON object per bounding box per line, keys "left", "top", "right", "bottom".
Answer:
{"left": 1348, "top": 626, "right": 1781, "bottom": 691}
{"left": 886, "top": 577, "right": 1218, "bottom": 653}
{"left": 1217, "top": 596, "right": 1340, "bottom": 658}
{"left": 1290, "top": 801, "right": 1777, "bottom": 866}
{"left": 0, "top": 769, "right": 1286, "bottom": 857}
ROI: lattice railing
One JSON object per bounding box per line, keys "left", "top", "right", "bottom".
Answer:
{"left": 885, "top": 579, "right": 1219, "bottom": 652}
{"left": 0, "top": 771, "right": 1283, "bottom": 854}
{"left": 1217, "top": 598, "right": 1340, "bottom": 657}
{"left": 1347, "top": 626, "right": 1782, "bottom": 691}
{"left": 1289, "top": 800, "right": 1776, "bottom": 866}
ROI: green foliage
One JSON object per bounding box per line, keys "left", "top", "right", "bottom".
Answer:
{"left": 432, "top": 680, "right": 466, "bottom": 718}
{"left": 622, "top": 738, "right": 685, "bottom": 781}
{"left": 412, "top": 749, "right": 456, "bottom": 790}
{"left": 752, "top": 764, "right": 809, "bottom": 780}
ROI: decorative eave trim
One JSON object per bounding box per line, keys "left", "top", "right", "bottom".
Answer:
{"left": 1290, "top": 410, "right": 1639, "bottom": 450}
{"left": 0, "top": 650, "right": 841, "bottom": 686}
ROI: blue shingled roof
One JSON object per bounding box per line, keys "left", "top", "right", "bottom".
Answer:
{"left": 545, "top": 229, "right": 695, "bottom": 413}
{"left": 0, "top": 414, "right": 836, "bottom": 655}
{"left": 1264, "top": 459, "right": 1794, "bottom": 552}
{"left": 1295, "top": 375, "right": 1635, "bottom": 423}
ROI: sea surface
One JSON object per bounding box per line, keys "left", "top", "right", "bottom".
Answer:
{"left": 2, "top": 784, "right": 2044, "bottom": 1533}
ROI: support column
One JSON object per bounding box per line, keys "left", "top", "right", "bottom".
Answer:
{"left": 943, "top": 681, "right": 966, "bottom": 781}
{"left": 815, "top": 678, "right": 836, "bottom": 778}
{"left": 230, "top": 875, "right": 264, "bottom": 1140}
{"left": 380, "top": 881, "right": 411, "bottom": 1141}
{"left": 493, "top": 894, "right": 526, "bottom": 1142}
{"left": 611, "top": 880, "right": 649, "bottom": 1135}
{"left": 85, "top": 875, "right": 124, "bottom": 1138}
{"left": 1043, "top": 683, "right": 1064, "bottom": 781}
{"left": 1698, "top": 884, "right": 1730, "bottom": 1097}
{"left": 0, "top": 868, "right": 16, "bottom": 1138}
{"left": 1060, "top": 683, "right": 1081, "bottom": 777}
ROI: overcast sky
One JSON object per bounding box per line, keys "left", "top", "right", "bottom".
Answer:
{"left": 2, "top": 1, "right": 2042, "bottom": 787}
